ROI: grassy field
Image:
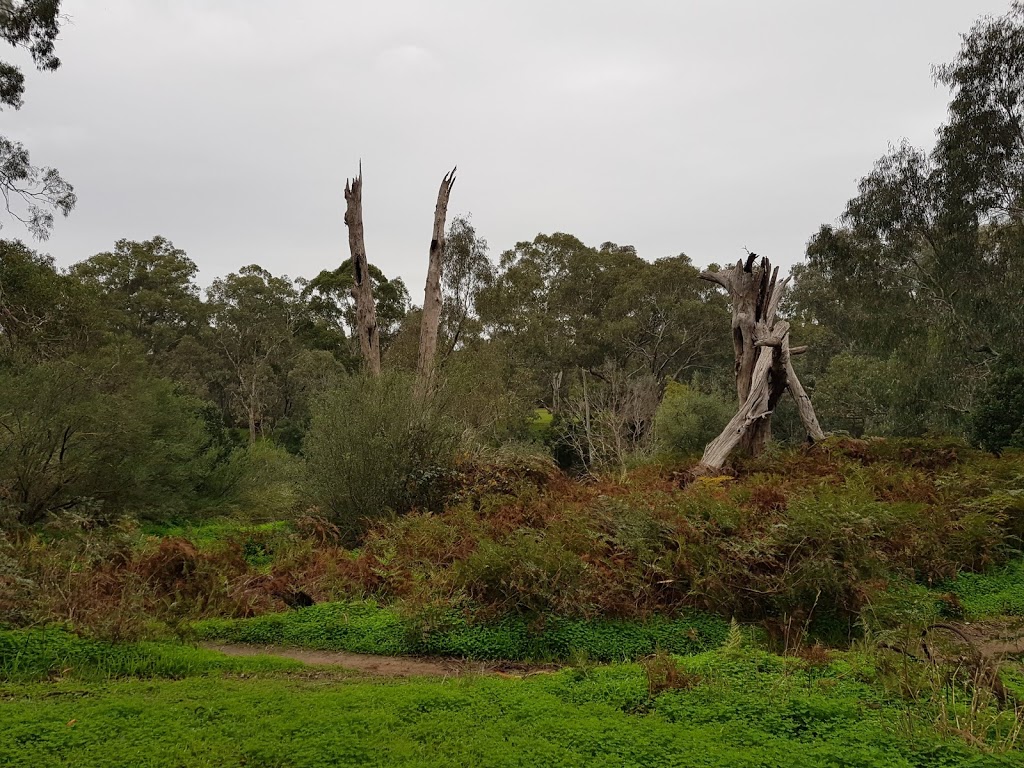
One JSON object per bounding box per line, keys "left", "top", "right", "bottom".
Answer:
{"left": 3, "top": 644, "right": 1017, "bottom": 768}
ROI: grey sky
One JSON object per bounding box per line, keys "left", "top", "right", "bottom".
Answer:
{"left": 5, "top": 0, "right": 1012, "bottom": 295}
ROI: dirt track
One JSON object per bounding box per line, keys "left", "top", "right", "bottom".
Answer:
{"left": 202, "top": 642, "right": 554, "bottom": 678}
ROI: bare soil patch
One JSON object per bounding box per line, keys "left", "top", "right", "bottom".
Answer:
{"left": 202, "top": 642, "right": 556, "bottom": 678}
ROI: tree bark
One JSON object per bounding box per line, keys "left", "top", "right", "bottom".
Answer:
{"left": 786, "top": 356, "right": 825, "bottom": 442}
{"left": 416, "top": 167, "right": 456, "bottom": 397}
{"left": 696, "top": 255, "right": 824, "bottom": 471}
{"left": 344, "top": 165, "right": 381, "bottom": 376}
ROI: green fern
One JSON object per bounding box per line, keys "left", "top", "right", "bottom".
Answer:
{"left": 723, "top": 618, "right": 743, "bottom": 652}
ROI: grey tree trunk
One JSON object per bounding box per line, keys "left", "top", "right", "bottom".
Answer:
{"left": 416, "top": 167, "right": 456, "bottom": 397}
{"left": 696, "top": 255, "right": 824, "bottom": 472}
{"left": 344, "top": 165, "right": 381, "bottom": 376}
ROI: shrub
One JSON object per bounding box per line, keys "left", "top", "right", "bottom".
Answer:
{"left": 303, "top": 372, "right": 460, "bottom": 541}
{"left": 453, "top": 529, "right": 595, "bottom": 616}
{"left": 435, "top": 340, "right": 535, "bottom": 445}
{"left": 196, "top": 440, "right": 300, "bottom": 521}
{"left": 0, "top": 347, "right": 212, "bottom": 525}
{"left": 556, "top": 365, "right": 662, "bottom": 474}
{"left": 972, "top": 359, "right": 1024, "bottom": 454}
{"left": 654, "top": 382, "right": 733, "bottom": 458}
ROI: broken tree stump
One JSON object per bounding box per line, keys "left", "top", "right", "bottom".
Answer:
{"left": 696, "top": 255, "right": 824, "bottom": 472}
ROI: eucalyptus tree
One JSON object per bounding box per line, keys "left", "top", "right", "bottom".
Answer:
{"left": 789, "top": 4, "right": 1024, "bottom": 437}
{"left": 299, "top": 260, "right": 410, "bottom": 364}
{"left": 71, "top": 237, "right": 207, "bottom": 361}
{"left": 438, "top": 214, "right": 494, "bottom": 365}
{"left": 207, "top": 265, "right": 302, "bottom": 443}
{"left": 0, "top": 0, "right": 75, "bottom": 238}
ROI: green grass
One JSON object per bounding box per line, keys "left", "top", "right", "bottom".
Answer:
{"left": 0, "top": 628, "right": 300, "bottom": 682}
{"left": 140, "top": 519, "right": 291, "bottom": 548}
{"left": 0, "top": 649, "right": 1009, "bottom": 767}
{"left": 192, "top": 602, "right": 729, "bottom": 662}
{"left": 948, "top": 560, "right": 1024, "bottom": 618}
{"left": 528, "top": 407, "right": 554, "bottom": 442}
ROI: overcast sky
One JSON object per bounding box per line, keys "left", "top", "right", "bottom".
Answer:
{"left": 5, "top": 0, "right": 1012, "bottom": 296}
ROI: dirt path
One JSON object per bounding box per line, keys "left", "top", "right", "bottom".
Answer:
{"left": 940, "top": 619, "right": 1024, "bottom": 657}
{"left": 202, "top": 642, "right": 554, "bottom": 678}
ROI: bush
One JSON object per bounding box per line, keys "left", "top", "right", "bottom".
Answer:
{"left": 654, "top": 382, "right": 733, "bottom": 458}
{"left": 972, "top": 359, "right": 1024, "bottom": 454}
{"left": 0, "top": 347, "right": 212, "bottom": 526}
{"left": 196, "top": 440, "right": 300, "bottom": 521}
{"left": 303, "top": 372, "right": 460, "bottom": 541}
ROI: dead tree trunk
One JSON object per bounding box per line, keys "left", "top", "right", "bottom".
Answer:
{"left": 696, "top": 255, "right": 824, "bottom": 472}
{"left": 344, "top": 165, "right": 381, "bottom": 376}
{"left": 416, "top": 167, "right": 457, "bottom": 397}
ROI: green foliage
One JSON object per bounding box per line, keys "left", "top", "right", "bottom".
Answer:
{"left": 142, "top": 519, "right": 290, "bottom": 550}
{"left": 439, "top": 214, "right": 494, "bottom": 357}
{"left": 195, "top": 440, "right": 300, "bottom": 520}
{"left": 299, "top": 260, "right": 410, "bottom": 354}
{"left": 972, "top": 360, "right": 1024, "bottom": 454}
{"left": 435, "top": 338, "right": 535, "bottom": 444}
{"left": 934, "top": 3, "right": 1024, "bottom": 225}
{"left": 813, "top": 353, "right": 898, "bottom": 436}
{"left": 69, "top": 237, "right": 206, "bottom": 361}
{"left": 860, "top": 581, "right": 945, "bottom": 635}
{"left": 654, "top": 381, "right": 733, "bottom": 457}
{"left": 0, "top": 3, "right": 75, "bottom": 240}
{"left": 205, "top": 264, "right": 303, "bottom": 443}
{"left": 454, "top": 528, "right": 595, "bottom": 614}
{"left": 194, "top": 602, "right": 410, "bottom": 656}
{"left": 274, "top": 348, "right": 348, "bottom": 453}
{"left": 303, "top": 372, "right": 459, "bottom": 540}
{"left": 948, "top": 560, "right": 1024, "bottom": 619}
{"left": 193, "top": 601, "right": 727, "bottom": 662}
{"left": 0, "top": 240, "right": 104, "bottom": 361}
{"left": 791, "top": 5, "right": 1024, "bottom": 440}
{"left": 0, "top": 648, "right": 1007, "bottom": 767}
{"left": 529, "top": 407, "right": 554, "bottom": 442}
{"left": 0, "top": 346, "right": 213, "bottom": 525}
{"left": 0, "top": 627, "right": 298, "bottom": 682}
{"left": 476, "top": 234, "right": 730, "bottom": 405}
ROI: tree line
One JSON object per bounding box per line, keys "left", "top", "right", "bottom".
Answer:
{"left": 3, "top": 3, "right": 1024, "bottom": 531}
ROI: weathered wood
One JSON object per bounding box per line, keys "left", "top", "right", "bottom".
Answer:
{"left": 786, "top": 357, "right": 825, "bottom": 442}
{"left": 696, "top": 256, "right": 825, "bottom": 470}
{"left": 415, "top": 167, "right": 457, "bottom": 397}
{"left": 699, "top": 343, "right": 777, "bottom": 468}
{"left": 344, "top": 165, "right": 381, "bottom": 376}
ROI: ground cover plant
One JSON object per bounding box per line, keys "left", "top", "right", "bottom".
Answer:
{"left": 951, "top": 562, "right": 1024, "bottom": 619}
{"left": 192, "top": 601, "right": 728, "bottom": 662}
{"left": 0, "top": 627, "right": 300, "bottom": 682}
{"left": 3, "top": 644, "right": 1021, "bottom": 768}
